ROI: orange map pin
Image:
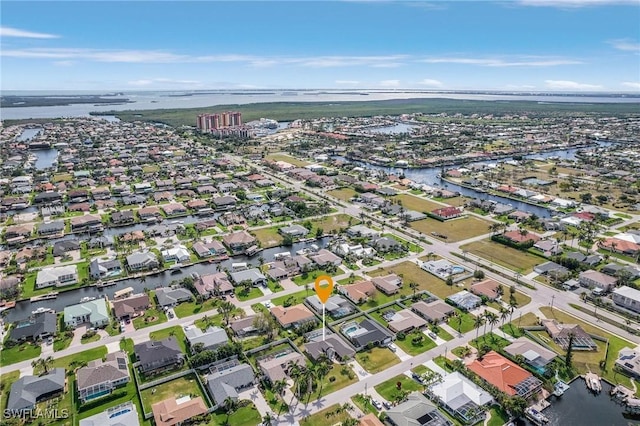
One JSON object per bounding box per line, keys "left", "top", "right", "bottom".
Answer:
{"left": 314, "top": 275, "right": 334, "bottom": 303}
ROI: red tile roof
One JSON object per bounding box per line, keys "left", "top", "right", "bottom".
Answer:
{"left": 468, "top": 351, "right": 533, "bottom": 396}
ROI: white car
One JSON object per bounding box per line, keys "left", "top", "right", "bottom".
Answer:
{"left": 371, "top": 400, "right": 383, "bottom": 410}
{"left": 387, "top": 344, "right": 397, "bottom": 352}
{"left": 264, "top": 301, "right": 272, "bottom": 308}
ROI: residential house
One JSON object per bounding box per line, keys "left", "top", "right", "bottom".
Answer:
{"left": 212, "top": 195, "right": 237, "bottom": 210}
{"left": 10, "top": 308, "right": 57, "bottom": 342}
{"left": 37, "top": 221, "right": 64, "bottom": 236}
{"left": 111, "top": 211, "right": 135, "bottom": 225}
{"left": 161, "top": 245, "right": 191, "bottom": 263}
{"left": 279, "top": 224, "right": 309, "bottom": 238}
{"left": 161, "top": 203, "right": 187, "bottom": 217}
{"left": 259, "top": 350, "right": 307, "bottom": 383}
{"left": 36, "top": 265, "right": 78, "bottom": 289}
{"left": 79, "top": 402, "right": 140, "bottom": 426}
{"left": 339, "top": 280, "right": 377, "bottom": 304}
{"left": 229, "top": 268, "right": 267, "bottom": 287}
{"left": 305, "top": 331, "right": 355, "bottom": 362}
{"left": 183, "top": 325, "right": 228, "bottom": 353}
{"left": 134, "top": 337, "right": 185, "bottom": 375}
{"left": 468, "top": 351, "right": 543, "bottom": 399}
{"left": 222, "top": 231, "right": 256, "bottom": 254}
{"left": 89, "top": 258, "right": 122, "bottom": 280}
{"left": 7, "top": 369, "right": 66, "bottom": 412}
{"left": 504, "top": 337, "right": 557, "bottom": 371}
{"left": 386, "top": 392, "right": 451, "bottom": 426}
{"left": 534, "top": 261, "right": 569, "bottom": 278}
{"left": 270, "top": 304, "right": 316, "bottom": 329}
{"left": 205, "top": 363, "right": 255, "bottom": 407}
{"left": 541, "top": 319, "right": 597, "bottom": 350}
{"left": 152, "top": 396, "right": 208, "bottom": 426}
{"left": 430, "top": 206, "right": 463, "bottom": 221}
{"left": 411, "top": 300, "right": 455, "bottom": 324}
{"left": 194, "top": 272, "right": 234, "bottom": 298}
{"left": 346, "top": 225, "right": 380, "bottom": 239}
{"left": 613, "top": 286, "right": 640, "bottom": 314}
{"left": 53, "top": 240, "right": 81, "bottom": 257}
{"left": 192, "top": 240, "right": 227, "bottom": 259}
{"left": 563, "top": 252, "right": 602, "bottom": 267}
{"left": 126, "top": 251, "right": 159, "bottom": 271}
{"left": 112, "top": 294, "right": 150, "bottom": 320}
{"left": 371, "top": 274, "right": 402, "bottom": 295}
{"left": 309, "top": 249, "right": 342, "bottom": 267}
{"left": 305, "top": 294, "right": 355, "bottom": 319}
{"left": 70, "top": 214, "right": 103, "bottom": 232}
{"left": 341, "top": 318, "right": 394, "bottom": 350}
{"left": 155, "top": 286, "right": 193, "bottom": 308}
{"left": 502, "top": 230, "right": 541, "bottom": 244}
{"left": 229, "top": 315, "right": 258, "bottom": 337}
{"left": 533, "top": 239, "right": 562, "bottom": 256}
{"left": 447, "top": 290, "right": 482, "bottom": 311}
{"left": 470, "top": 279, "right": 502, "bottom": 301}
{"left": 387, "top": 309, "right": 428, "bottom": 334}
{"left": 76, "top": 351, "right": 130, "bottom": 403}
{"left": 429, "top": 372, "right": 494, "bottom": 424}
{"left": 579, "top": 270, "right": 618, "bottom": 293}
{"left": 64, "top": 298, "right": 110, "bottom": 328}
{"left": 615, "top": 347, "right": 640, "bottom": 378}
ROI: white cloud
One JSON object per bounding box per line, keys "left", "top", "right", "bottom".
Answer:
{"left": 421, "top": 57, "right": 582, "bottom": 67}
{"left": 127, "top": 78, "right": 201, "bottom": 87}
{"left": 545, "top": 80, "right": 603, "bottom": 90}
{"left": 608, "top": 39, "right": 640, "bottom": 52}
{"left": 417, "top": 79, "right": 444, "bottom": 88}
{"left": 0, "top": 26, "right": 60, "bottom": 39}
{"left": 379, "top": 79, "right": 401, "bottom": 87}
{"left": 518, "top": 0, "right": 638, "bottom": 7}
{"left": 335, "top": 80, "right": 360, "bottom": 85}
{"left": 622, "top": 82, "right": 640, "bottom": 89}
{"left": 503, "top": 84, "right": 537, "bottom": 90}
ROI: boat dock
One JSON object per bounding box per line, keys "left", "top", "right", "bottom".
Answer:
{"left": 552, "top": 369, "right": 570, "bottom": 396}
{"left": 30, "top": 292, "right": 58, "bottom": 302}
{"left": 585, "top": 372, "right": 602, "bottom": 393}
{"left": 525, "top": 407, "right": 549, "bottom": 425}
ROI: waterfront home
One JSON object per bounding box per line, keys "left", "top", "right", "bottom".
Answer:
{"left": 279, "top": 224, "right": 310, "bottom": 238}
{"left": 222, "top": 230, "right": 256, "bottom": 254}
{"left": 468, "top": 351, "right": 543, "bottom": 399}
{"left": 192, "top": 240, "right": 227, "bottom": 258}
{"left": 259, "top": 350, "right": 307, "bottom": 383}
{"left": 615, "top": 346, "right": 640, "bottom": 378}
{"left": 33, "top": 191, "right": 63, "bottom": 204}
{"left": 5, "top": 224, "right": 34, "bottom": 240}
{"left": 309, "top": 248, "right": 342, "bottom": 267}
{"left": 7, "top": 368, "right": 66, "bottom": 412}
{"left": 36, "top": 265, "right": 78, "bottom": 289}
{"left": 79, "top": 402, "right": 140, "bottom": 426}
{"left": 229, "top": 268, "right": 267, "bottom": 287}
{"left": 161, "top": 202, "right": 187, "bottom": 217}
{"left": 339, "top": 280, "right": 377, "bottom": 304}
{"left": 89, "top": 258, "right": 122, "bottom": 279}
{"left": 205, "top": 362, "right": 255, "bottom": 407}
{"left": 137, "top": 206, "right": 161, "bottom": 220}
{"left": 183, "top": 325, "right": 228, "bottom": 353}
{"left": 429, "top": 371, "right": 494, "bottom": 424}
{"left": 470, "top": 279, "right": 502, "bottom": 301}
{"left": 10, "top": 308, "right": 56, "bottom": 342}
{"left": 613, "top": 286, "right": 640, "bottom": 314}
{"left": 110, "top": 210, "right": 135, "bottom": 225}
{"left": 346, "top": 225, "right": 380, "bottom": 239}
{"left": 37, "top": 220, "right": 65, "bottom": 236}
{"left": 541, "top": 318, "right": 597, "bottom": 350}
{"left": 386, "top": 392, "right": 451, "bottom": 426}
{"left": 155, "top": 286, "right": 193, "bottom": 308}
{"left": 111, "top": 293, "right": 150, "bottom": 320}
{"left": 411, "top": 300, "right": 455, "bottom": 324}
{"left": 76, "top": 351, "right": 130, "bottom": 403}
{"left": 161, "top": 245, "right": 191, "bottom": 263}
{"left": 579, "top": 270, "right": 618, "bottom": 293}
{"left": 152, "top": 396, "right": 208, "bottom": 426}
{"left": 270, "top": 304, "right": 316, "bottom": 329}
{"left": 52, "top": 240, "right": 81, "bottom": 257}
{"left": 64, "top": 298, "right": 110, "bottom": 328}
{"left": 447, "top": 290, "right": 482, "bottom": 311}
{"left": 126, "top": 251, "right": 159, "bottom": 271}
{"left": 212, "top": 195, "right": 237, "bottom": 210}
{"left": 70, "top": 214, "right": 103, "bottom": 232}
{"left": 504, "top": 337, "right": 557, "bottom": 371}
{"left": 134, "top": 337, "right": 184, "bottom": 375}
{"left": 305, "top": 294, "right": 355, "bottom": 318}
{"left": 371, "top": 273, "right": 402, "bottom": 295}
{"left": 341, "top": 318, "right": 394, "bottom": 350}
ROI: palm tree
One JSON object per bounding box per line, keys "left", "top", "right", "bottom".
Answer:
{"left": 32, "top": 356, "right": 54, "bottom": 374}
{"left": 451, "top": 312, "right": 463, "bottom": 335}
{"left": 261, "top": 412, "right": 275, "bottom": 426}
{"left": 486, "top": 312, "right": 499, "bottom": 340}
{"left": 409, "top": 282, "right": 419, "bottom": 299}
{"left": 218, "top": 300, "right": 235, "bottom": 326}
{"left": 473, "top": 315, "right": 485, "bottom": 342}
{"left": 499, "top": 307, "right": 509, "bottom": 330}
{"left": 314, "top": 355, "right": 332, "bottom": 396}
{"left": 273, "top": 378, "right": 287, "bottom": 396}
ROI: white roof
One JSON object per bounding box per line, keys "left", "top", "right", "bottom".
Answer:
{"left": 614, "top": 286, "right": 640, "bottom": 302}
{"left": 430, "top": 371, "right": 494, "bottom": 408}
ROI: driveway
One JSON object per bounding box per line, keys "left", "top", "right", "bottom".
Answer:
{"left": 348, "top": 359, "right": 371, "bottom": 380}
{"left": 238, "top": 385, "right": 271, "bottom": 417}
{"left": 70, "top": 325, "right": 87, "bottom": 347}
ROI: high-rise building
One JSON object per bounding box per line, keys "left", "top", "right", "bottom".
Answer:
{"left": 196, "top": 111, "right": 242, "bottom": 132}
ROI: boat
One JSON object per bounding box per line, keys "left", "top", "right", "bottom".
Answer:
{"left": 553, "top": 369, "right": 570, "bottom": 397}
{"left": 525, "top": 407, "right": 549, "bottom": 425}
{"left": 96, "top": 280, "right": 117, "bottom": 288}
{"left": 80, "top": 296, "right": 96, "bottom": 303}
{"left": 31, "top": 307, "right": 54, "bottom": 315}
{"left": 585, "top": 372, "right": 602, "bottom": 393}
{"left": 168, "top": 263, "right": 182, "bottom": 271}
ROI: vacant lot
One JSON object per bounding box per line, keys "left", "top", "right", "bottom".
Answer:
{"left": 251, "top": 227, "right": 284, "bottom": 248}
{"left": 355, "top": 347, "right": 400, "bottom": 374}
{"left": 369, "top": 261, "right": 460, "bottom": 299}
{"left": 393, "top": 194, "right": 441, "bottom": 212}
{"left": 375, "top": 374, "right": 422, "bottom": 402}
{"left": 300, "top": 404, "right": 352, "bottom": 426}
{"left": 460, "top": 239, "right": 544, "bottom": 273}
{"left": 265, "top": 153, "right": 310, "bottom": 167}
{"left": 411, "top": 216, "right": 492, "bottom": 242}
{"left": 327, "top": 187, "right": 358, "bottom": 201}
{"left": 309, "top": 213, "right": 357, "bottom": 233}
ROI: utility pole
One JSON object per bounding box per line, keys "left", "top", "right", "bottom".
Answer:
{"left": 550, "top": 294, "right": 555, "bottom": 311}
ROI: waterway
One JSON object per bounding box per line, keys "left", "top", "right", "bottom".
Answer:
{"left": 3, "top": 90, "right": 639, "bottom": 120}
{"left": 4, "top": 236, "right": 331, "bottom": 323}
{"left": 517, "top": 378, "right": 640, "bottom": 426}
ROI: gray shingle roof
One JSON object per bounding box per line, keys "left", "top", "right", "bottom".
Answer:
{"left": 8, "top": 368, "right": 66, "bottom": 411}
{"left": 10, "top": 311, "right": 57, "bottom": 341}
{"left": 205, "top": 364, "right": 255, "bottom": 405}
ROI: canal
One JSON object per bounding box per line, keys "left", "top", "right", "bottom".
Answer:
{"left": 5, "top": 236, "right": 332, "bottom": 323}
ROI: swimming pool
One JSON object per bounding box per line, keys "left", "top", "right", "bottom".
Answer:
{"left": 451, "top": 266, "right": 465, "bottom": 274}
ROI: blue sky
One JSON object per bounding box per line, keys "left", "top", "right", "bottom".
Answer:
{"left": 2, "top": 0, "right": 639, "bottom": 91}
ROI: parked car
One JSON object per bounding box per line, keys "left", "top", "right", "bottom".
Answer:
{"left": 168, "top": 311, "right": 174, "bottom": 319}
{"left": 387, "top": 343, "right": 397, "bottom": 352}
{"left": 428, "top": 331, "right": 437, "bottom": 339}
{"left": 382, "top": 401, "right": 391, "bottom": 410}
{"left": 372, "top": 400, "right": 383, "bottom": 410}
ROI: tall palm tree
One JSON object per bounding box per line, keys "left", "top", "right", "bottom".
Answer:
{"left": 409, "top": 282, "right": 419, "bottom": 299}
{"left": 486, "top": 312, "right": 499, "bottom": 338}
{"left": 314, "top": 355, "right": 332, "bottom": 396}
{"left": 218, "top": 300, "right": 235, "bottom": 326}
{"left": 473, "top": 315, "right": 485, "bottom": 342}
{"left": 499, "top": 307, "right": 509, "bottom": 330}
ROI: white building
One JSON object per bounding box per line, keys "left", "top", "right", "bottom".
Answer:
{"left": 36, "top": 265, "right": 78, "bottom": 289}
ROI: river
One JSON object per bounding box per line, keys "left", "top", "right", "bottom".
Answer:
{"left": 3, "top": 90, "right": 639, "bottom": 120}
{"left": 4, "top": 236, "right": 331, "bottom": 323}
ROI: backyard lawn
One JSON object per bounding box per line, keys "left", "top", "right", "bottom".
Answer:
{"left": 251, "top": 227, "right": 284, "bottom": 248}
{"left": 327, "top": 187, "right": 358, "bottom": 201}
{"left": 395, "top": 331, "right": 437, "bottom": 356}
{"left": 300, "top": 404, "right": 353, "bottom": 426}
{"left": 149, "top": 326, "right": 188, "bottom": 353}
{"left": 393, "top": 194, "right": 442, "bottom": 212}
{"left": 410, "top": 216, "right": 492, "bottom": 242}
{"left": 355, "top": 347, "right": 400, "bottom": 374}
{"left": 265, "top": 153, "right": 310, "bottom": 167}
{"left": 375, "top": 374, "right": 422, "bottom": 402}
{"left": 140, "top": 374, "right": 207, "bottom": 414}
{"left": 500, "top": 312, "right": 540, "bottom": 337}
{"left": 487, "top": 406, "right": 510, "bottom": 426}
{"left": 368, "top": 261, "right": 460, "bottom": 299}
{"left": 447, "top": 311, "right": 477, "bottom": 334}
{"left": 173, "top": 298, "right": 218, "bottom": 318}
{"left": 0, "top": 370, "right": 20, "bottom": 410}
{"left": 461, "top": 239, "right": 544, "bottom": 273}
{"left": 0, "top": 341, "right": 41, "bottom": 367}
{"left": 208, "top": 402, "right": 262, "bottom": 426}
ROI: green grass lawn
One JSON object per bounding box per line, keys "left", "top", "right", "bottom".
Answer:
{"left": 434, "top": 326, "right": 454, "bottom": 341}
{"left": 195, "top": 313, "right": 224, "bottom": 330}
{"left": 411, "top": 364, "right": 432, "bottom": 376}
{"left": 132, "top": 306, "right": 167, "bottom": 329}
{"left": 300, "top": 404, "right": 353, "bottom": 426}
{"left": 33, "top": 346, "right": 108, "bottom": 375}
{"left": 487, "top": 405, "right": 510, "bottom": 426}
{"left": 292, "top": 269, "right": 329, "bottom": 286}
{"left": 355, "top": 347, "right": 400, "bottom": 374}
{"left": 0, "top": 370, "right": 20, "bottom": 410}
{"left": 368, "top": 261, "right": 460, "bottom": 299}
{"left": 0, "top": 341, "right": 42, "bottom": 367}
{"left": 139, "top": 373, "right": 207, "bottom": 414}
{"left": 447, "top": 311, "right": 477, "bottom": 334}
{"left": 237, "top": 286, "right": 266, "bottom": 301}
{"left": 460, "top": 239, "right": 544, "bottom": 273}
{"left": 395, "top": 331, "right": 437, "bottom": 355}
{"left": 352, "top": 394, "right": 379, "bottom": 416}
{"left": 149, "top": 326, "right": 188, "bottom": 353}
{"left": 81, "top": 333, "right": 101, "bottom": 344}
{"left": 265, "top": 153, "right": 310, "bottom": 167}
{"left": 410, "top": 216, "right": 492, "bottom": 242}
{"left": 271, "top": 289, "right": 309, "bottom": 306}
{"left": 308, "top": 213, "right": 358, "bottom": 234}
{"left": 207, "top": 402, "right": 262, "bottom": 426}
{"left": 306, "top": 364, "right": 358, "bottom": 401}
{"left": 500, "top": 312, "right": 540, "bottom": 337}
{"left": 327, "top": 187, "right": 358, "bottom": 201}
{"left": 173, "top": 298, "right": 218, "bottom": 318}
{"left": 251, "top": 227, "right": 284, "bottom": 248}
{"left": 393, "top": 194, "right": 442, "bottom": 212}
{"left": 375, "top": 374, "right": 422, "bottom": 402}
